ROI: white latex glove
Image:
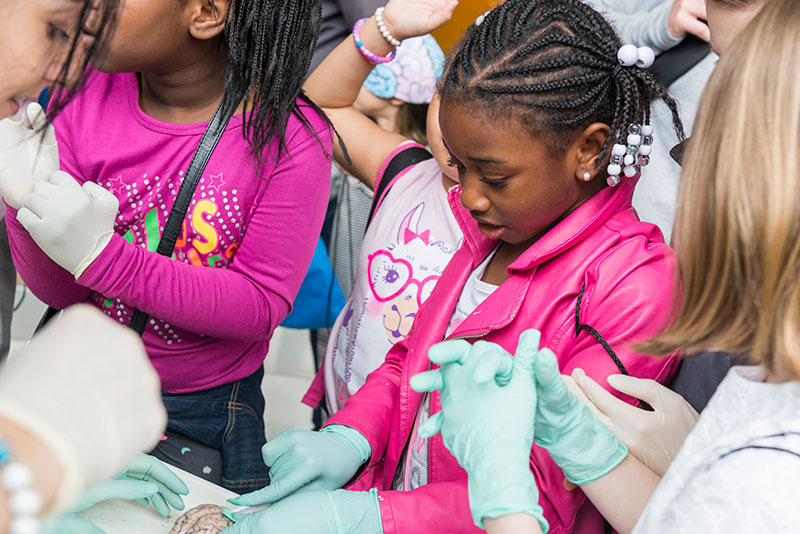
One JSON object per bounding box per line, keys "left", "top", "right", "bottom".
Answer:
{"left": 0, "top": 305, "right": 166, "bottom": 514}
{"left": 17, "top": 171, "right": 118, "bottom": 278}
{"left": 571, "top": 369, "right": 699, "bottom": 477}
{"left": 0, "top": 102, "right": 59, "bottom": 209}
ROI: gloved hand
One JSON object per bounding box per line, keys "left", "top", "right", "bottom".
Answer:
{"left": 532, "top": 346, "right": 628, "bottom": 485}
{"left": 42, "top": 514, "right": 105, "bottom": 534}
{"left": 223, "top": 488, "right": 382, "bottom": 534}
{"left": 17, "top": 170, "right": 118, "bottom": 278}
{"left": 570, "top": 370, "right": 698, "bottom": 477}
{"left": 228, "top": 425, "right": 370, "bottom": 507}
{"left": 0, "top": 102, "right": 59, "bottom": 209}
{"left": 72, "top": 454, "right": 189, "bottom": 517}
{"left": 410, "top": 332, "right": 547, "bottom": 531}
{"left": 0, "top": 305, "right": 166, "bottom": 513}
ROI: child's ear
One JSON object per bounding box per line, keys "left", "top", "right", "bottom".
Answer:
{"left": 574, "top": 123, "right": 610, "bottom": 182}
{"left": 187, "top": 0, "right": 229, "bottom": 41}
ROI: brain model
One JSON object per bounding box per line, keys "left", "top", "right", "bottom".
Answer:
{"left": 170, "top": 504, "right": 233, "bottom": 534}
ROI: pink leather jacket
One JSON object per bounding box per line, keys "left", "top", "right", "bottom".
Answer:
{"left": 325, "top": 176, "right": 680, "bottom": 534}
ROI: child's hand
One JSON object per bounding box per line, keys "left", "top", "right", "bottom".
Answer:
{"left": 532, "top": 350, "right": 629, "bottom": 486}
{"left": 71, "top": 454, "right": 190, "bottom": 517}
{"left": 571, "top": 370, "right": 699, "bottom": 477}
{"left": 382, "top": 0, "right": 460, "bottom": 42}
{"left": 17, "top": 171, "right": 118, "bottom": 278}
{"left": 411, "top": 332, "right": 548, "bottom": 531}
{"left": 227, "top": 426, "right": 369, "bottom": 508}
{"left": 0, "top": 102, "right": 59, "bottom": 209}
{"left": 223, "top": 489, "right": 382, "bottom": 534}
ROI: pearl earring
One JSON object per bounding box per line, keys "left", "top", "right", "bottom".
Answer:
{"left": 582, "top": 172, "right": 591, "bottom": 181}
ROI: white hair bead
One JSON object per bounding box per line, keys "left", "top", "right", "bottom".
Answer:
{"left": 639, "top": 144, "right": 652, "bottom": 156}
{"left": 623, "top": 165, "right": 638, "bottom": 177}
{"left": 1, "top": 463, "right": 32, "bottom": 492}
{"left": 617, "top": 44, "right": 639, "bottom": 67}
{"left": 9, "top": 516, "right": 40, "bottom": 534}
{"left": 9, "top": 488, "right": 42, "bottom": 516}
{"left": 627, "top": 134, "right": 642, "bottom": 146}
{"left": 636, "top": 46, "right": 655, "bottom": 68}
{"left": 612, "top": 143, "right": 627, "bottom": 156}
{"left": 607, "top": 164, "right": 621, "bottom": 176}
{"left": 641, "top": 124, "right": 654, "bottom": 136}
{"left": 623, "top": 154, "right": 635, "bottom": 166}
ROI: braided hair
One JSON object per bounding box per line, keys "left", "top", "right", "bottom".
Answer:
{"left": 221, "top": 0, "right": 329, "bottom": 163}
{"left": 439, "top": 0, "right": 684, "bottom": 174}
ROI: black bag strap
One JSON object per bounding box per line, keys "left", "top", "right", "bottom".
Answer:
{"left": 366, "top": 146, "right": 433, "bottom": 227}
{"left": 574, "top": 283, "right": 653, "bottom": 411}
{"left": 651, "top": 34, "right": 710, "bottom": 88}
{"left": 128, "top": 101, "right": 231, "bottom": 335}
{"left": 35, "top": 103, "right": 231, "bottom": 336}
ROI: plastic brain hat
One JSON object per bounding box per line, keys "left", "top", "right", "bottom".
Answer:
{"left": 364, "top": 35, "right": 446, "bottom": 105}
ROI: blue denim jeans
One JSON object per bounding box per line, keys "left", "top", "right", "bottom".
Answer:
{"left": 151, "top": 367, "right": 269, "bottom": 494}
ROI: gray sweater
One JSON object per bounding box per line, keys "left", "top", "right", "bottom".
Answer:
{"left": 587, "top": 0, "right": 716, "bottom": 242}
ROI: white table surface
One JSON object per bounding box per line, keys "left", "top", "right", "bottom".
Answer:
{"left": 79, "top": 466, "right": 238, "bottom": 534}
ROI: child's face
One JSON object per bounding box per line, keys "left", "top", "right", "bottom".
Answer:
{"left": 0, "top": 0, "right": 82, "bottom": 118}
{"left": 91, "top": 0, "right": 195, "bottom": 73}
{"left": 440, "top": 99, "right": 594, "bottom": 249}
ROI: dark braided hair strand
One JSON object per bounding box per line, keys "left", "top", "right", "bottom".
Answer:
{"left": 222, "top": 0, "right": 329, "bottom": 163}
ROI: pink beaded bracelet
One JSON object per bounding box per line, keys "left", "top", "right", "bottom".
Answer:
{"left": 353, "top": 18, "right": 397, "bottom": 64}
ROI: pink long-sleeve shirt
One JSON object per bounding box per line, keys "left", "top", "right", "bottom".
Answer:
{"left": 7, "top": 70, "right": 332, "bottom": 393}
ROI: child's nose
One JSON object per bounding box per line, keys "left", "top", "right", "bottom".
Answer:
{"left": 460, "top": 180, "right": 490, "bottom": 213}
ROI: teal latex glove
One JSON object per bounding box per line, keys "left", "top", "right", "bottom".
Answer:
{"left": 222, "top": 488, "right": 382, "bottom": 534}
{"left": 410, "top": 332, "right": 547, "bottom": 531}
{"left": 42, "top": 514, "right": 104, "bottom": 533}
{"left": 72, "top": 454, "right": 189, "bottom": 517}
{"left": 532, "top": 346, "right": 628, "bottom": 485}
{"left": 228, "top": 425, "right": 370, "bottom": 507}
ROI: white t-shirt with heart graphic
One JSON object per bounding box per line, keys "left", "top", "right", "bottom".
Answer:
{"left": 323, "top": 155, "right": 462, "bottom": 414}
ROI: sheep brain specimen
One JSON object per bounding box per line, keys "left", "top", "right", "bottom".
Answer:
{"left": 170, "top": 504, "right": 233, "bottom": 534}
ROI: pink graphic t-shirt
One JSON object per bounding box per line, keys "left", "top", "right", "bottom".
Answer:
{"left": 6, "top": 69, "right": 332, "bottom": 393}
{"left": 323, "top": 146, "right": 462, "bottom": 413}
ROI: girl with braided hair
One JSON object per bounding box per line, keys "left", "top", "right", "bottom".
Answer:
{"left": 4, "top": 0, "right": 333, "bottom": 493}
{"left": 223, "top": 0, "right": 686, "bottom": 532}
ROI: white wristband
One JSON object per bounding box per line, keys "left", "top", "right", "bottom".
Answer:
{"left": 0, "top": 401, "right": 85, "bottom": 516}
{"left": 375, "top": 7, "right": 403, "bottom": 48}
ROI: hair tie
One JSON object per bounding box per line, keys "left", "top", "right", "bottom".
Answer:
{"left": 616, "top": 44, "right": 655, "bottom": 69}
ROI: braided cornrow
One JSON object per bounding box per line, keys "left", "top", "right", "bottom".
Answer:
{"left": 221, "top": 0, "right": 329, "bottom": 163}
{"left": 440, "top": 0, "right": 684, "bottom": 173}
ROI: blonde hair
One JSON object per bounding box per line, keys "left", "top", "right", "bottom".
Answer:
{"left": 642, "top": 0, "right": 800, "bottom": 379}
